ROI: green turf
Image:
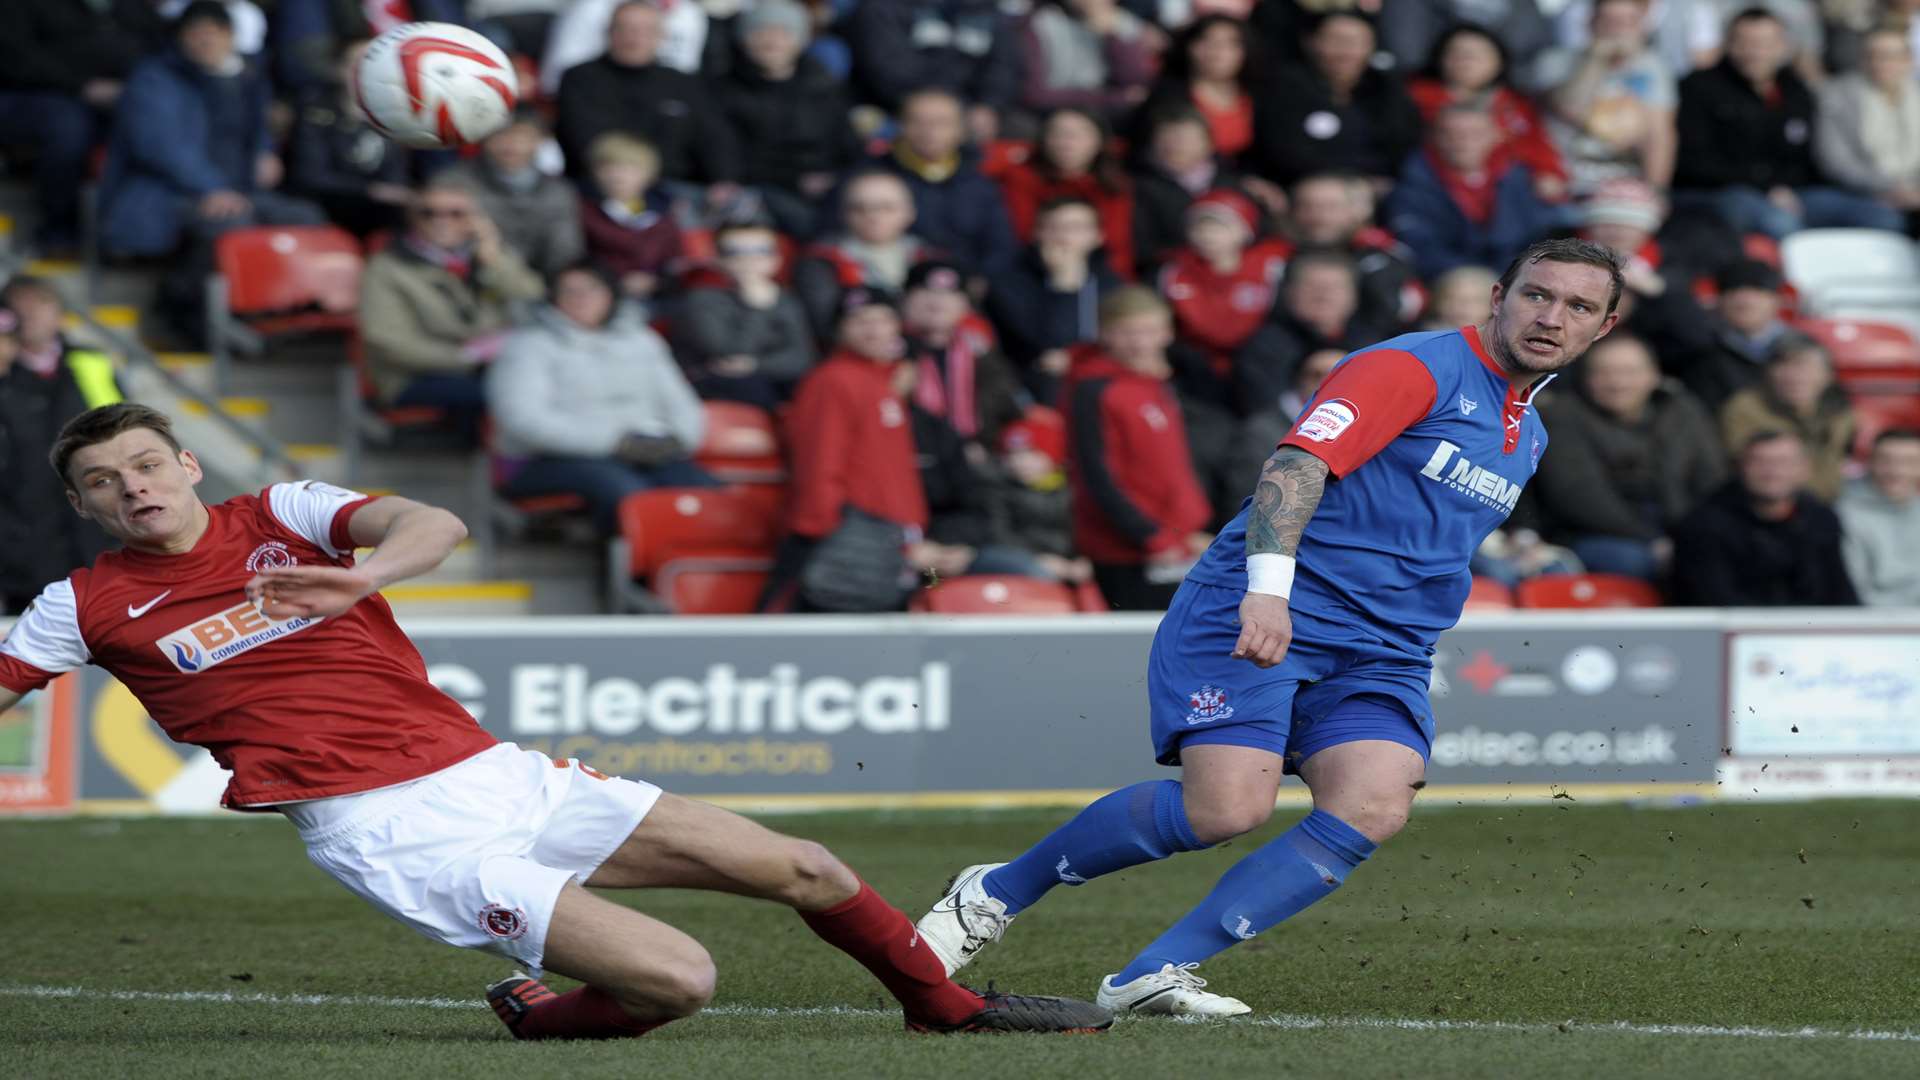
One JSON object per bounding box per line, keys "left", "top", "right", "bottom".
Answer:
{"left": 3, "top": 800, "right": 1917, "bottom": 1078}
{"left": 0, "top": 714, "right": 34, "bottom": 768}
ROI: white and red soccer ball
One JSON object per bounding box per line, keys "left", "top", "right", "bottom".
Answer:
{"left": 353, "top": 22, "right": 517, "bottom": 150}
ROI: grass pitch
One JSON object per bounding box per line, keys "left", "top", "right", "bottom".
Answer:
{"left": 4, "top": 799, "right": 1917, "bottom": 1078}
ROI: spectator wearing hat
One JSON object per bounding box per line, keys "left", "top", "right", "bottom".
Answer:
{"left": 864, "top": 87, "right": 1019, "bottom": 278}
{"left": 1838, "top": 429, "right": 1920, "bottom": 606}
{"left": 795, "top": 171, "right": 941, "bottom": 343}
{"left": 1283, "top": 172, "right": 1420, "bottom": 329}
{"left": 1016, "top": 0, "right": 1161, "bottom": 127}
{"left": 1385, "top": 104, "right": 1571, "bottom": 282}
{"left": 580, "top": 132, "right": 684, "bottom": 307}
{"left": 901, "top": 260, "right": 1027, "bottom": 446}
{"left": 1128, "top": 105, "right": 1274, "bottom": 277}
{"left": 1063, "top": 286, "right": 1213, "bottom": 611}
{"left": 1814, "top": 25, "right": 1920, "bottom": 232}
{"left": 1536, "top": 0, "right": 1678, "bottom": 195}
{"left": 997, "top": 106, "right": 1138, "bottom": 279}
{"left": 1669, "top": 257, "right": 1791, "bottom": 409}
{"left": 1674, "top": 7, "right": 1904, "bottom": 239}
{"left": 1719, "top": 333, "right": 1856, "bottom": 503}
{"left": 981, "top": 409, "right": 1093, "bottom": 585}
{"left": 1407, "top": 23, "right": 1569, "bottom": 202}
{"left": 674, "top": 221, "right": 818, "bottom": 410}
{"left": 445, "top": 109, "right": 585, "bottom": 278}
{"left": 987, "top": 196, "right": 1125, "bottom": 401}
{"left": 1251, "top": 12, "right": 1422, "bottom": 188}
{"left": 487, "top": 263, "right": 715, "bottom": 535}
{"left": 1670, "top": 430, "right": 1859, "bottom": 606}
{"left": 1533, "top": 333, "right": 1725, "bottom": 580}
{"left": 765, "top": 290, "right": 974, "bottom": 612}
{"left": 712, "top": 0, "right": 863, "bottom": 238}
{"left": 0, "top": 305, "right": 113, "bottom": 612}
{"left": 1572, "top": 177, "right": 1715, "bottom": 355}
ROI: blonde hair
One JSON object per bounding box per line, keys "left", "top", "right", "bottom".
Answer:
{"left": 1098, "top": 285, "right": 1171, "bottom": 328}
{"left": 589, "top": 132, "right": 661, "bottom": 173}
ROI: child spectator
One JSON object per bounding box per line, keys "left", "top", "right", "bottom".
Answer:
{"left": 987, "top": 197, "right": 1124, "bottom": 399}
{"left": 1017, "top": 0, "right": 1161, "bottom": 127}
{"left": 1408, "top": 23, "right": 1569, "bottom": 203}
{"left": 1533, "top": 333, "right": 1725, "bottom": 580}
{"left": 1838, "top": 430, "right": 1920, "bottom": 606}
{"left": 1670, "top": 430, "right": 1859, "bottom": 606}
{"left": 285, "top": 38, "right": 413, "bottom": 237}
{"left": 1719, "top": 333, "right": 1856, "bottom": 503}
{"left": 675, "top": 222, "right": 818, "bottom": 409}
{"left": 901, "top": 260, "right": 1027, "bottom": 445}
{"left": 486, "top": 264, "right": 714, "bottom": 535}
{"left": 445, "top": 109, "right": 585, "bottom": 278}
{"left": 1064, "top": 287, "right": 1212, "bottom": 610}
{"left": 1137, "top": 15, "right": 1261, "bottom": 162}
{"left": 997, "top": 106, "right": 1138, "bottom": 279}
{"left": 795, "top": 171, "right": 939, "bottom": 342}
{"left": 1385, "top": 104, "right": 1571, "bottom": 281}
{"left": 581, "top": 133, "right": 684, "bottom": 307}
{"left": 983, "top": 409, "right": 1095, "bottom": 585}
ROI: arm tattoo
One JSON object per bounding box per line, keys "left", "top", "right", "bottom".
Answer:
{"left": 1246, "top": 448, "right": 1330, "bottom": 558}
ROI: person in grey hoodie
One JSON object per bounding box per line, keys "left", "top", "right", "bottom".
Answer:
{"left": 486, "top": 263, "right": 715, "bottom": 533}
{"left": 674, "top": 221, "right": 817, "bottom": 409}
{"left": 1838, "top": 429, "right": 1920, "bottom": 606}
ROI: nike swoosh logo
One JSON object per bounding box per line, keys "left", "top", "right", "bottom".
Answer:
{"left": 128, "top": 590, "right": 172, "bottom": 618}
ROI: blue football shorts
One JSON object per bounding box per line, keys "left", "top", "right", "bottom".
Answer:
{"left": 1147, "top": 581, "right": 1436, "bottom": 770}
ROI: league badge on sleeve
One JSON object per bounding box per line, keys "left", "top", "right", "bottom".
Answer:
{"left": 1296, "top": 398, "right": 1358, "bottom": 443}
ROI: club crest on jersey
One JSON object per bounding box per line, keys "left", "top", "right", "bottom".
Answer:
{"left": 245, "top": 540, "right": 297, "bottom": 573}
{"left": 155, "top": 600, "right": 318, "bottom": 674}
{"left": 1458, "top": 395, "right": 1479, "bottom": 416}
{"left": 1419, "top": 439, "right": 1522, "bottom": 514}
{"left": 1185, "top": 685, "right": 1235, "bottom": 724}
{"left": 1296, "top": 398, "right": 1357, "bottom": 442}
{"left": 479, "top": 903, "right": 528, "bottom": 940}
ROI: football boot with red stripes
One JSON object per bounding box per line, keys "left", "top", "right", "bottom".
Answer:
{"left": 486, "top": 971, "right": 559, "bottom": 1034}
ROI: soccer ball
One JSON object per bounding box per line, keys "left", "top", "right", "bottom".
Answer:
{"left": 353, "top": 22, "right": 517, "bottom": 149}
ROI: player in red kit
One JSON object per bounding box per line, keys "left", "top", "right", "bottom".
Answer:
{"left": 0, "top": 404, "right": 1112, "bottom": 1040}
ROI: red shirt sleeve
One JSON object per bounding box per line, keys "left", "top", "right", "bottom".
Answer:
{"left": 785, "top": 368, "right": 856, "bottom": 539}
{"left": 0, "top": 655, "right": 54, "bottom": 695}
{"left": 1280, "top": 349, "right": 1438, "bottom": 478}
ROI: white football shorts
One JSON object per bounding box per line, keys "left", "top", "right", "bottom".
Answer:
{"left": 288, "top": 743, "right": 661, "bottom": 974}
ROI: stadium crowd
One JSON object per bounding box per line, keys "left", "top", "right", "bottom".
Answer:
{"left": 4, "top": 0, "right": 1920, "bottom": 613}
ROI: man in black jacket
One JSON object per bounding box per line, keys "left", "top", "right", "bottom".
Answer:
{"left": 0, "top": 0, "right": 166, "bottom": 252}
{"left": 1250, "top": 12, "right": 1421, "bottom": 189}
{"left": 712, "top": 0, "right": 864, "bottom": 237}
{"left": 556, "top": 1, "right": 741, "bottom": 190}
{"left": 1670, "top": 430, "right": 1859, "bottom": 606}
{"left": 0, "top": 308, "right": 111, "bottom": 612}
{"left": 1673, "top": 7, "right": 1903, "bottom": 238}
{"left": 847, "top": 0, "right": 1019, "bottom": 138}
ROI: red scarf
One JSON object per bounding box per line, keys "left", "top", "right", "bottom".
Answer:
{"left": 912, "top": 321, "right": 992, "bottom": 438}
{"left": 1424, "top": 148, "right": 1504, "bottom": 225}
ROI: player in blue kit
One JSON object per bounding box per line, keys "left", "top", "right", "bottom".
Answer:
{"left": 916, "top": 238, "right": 1625, "bottom": 1015}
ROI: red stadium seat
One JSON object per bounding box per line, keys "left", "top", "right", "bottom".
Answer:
{"left": 617, "top": 485, "right": 785, "bottom": 578}
{"left": 1463, "top": 575, "right": 1515, "bottom": 611}
{"left": 1849, "top": 393, "right": 1920, "bottom": 458}
{"left": 653, "top": 555, "right": 773, "bottom": 614}
{"left": 1072, "top": 578, "right": 1109, "bottom": 612}
{"left": 210, "top": 225, "right": 364, "bottom": 392}
{"left": 1514, "top": 573, "right": 1662, "bottom": 609}
{"left": 909, "top": 575, "right": 1080, "bottom": 614}
{"left": 1799, "top": 318, "right": 1920, "bottom": 384}
{"left": 695, "top": 401, "right": 786, "bottom": 483}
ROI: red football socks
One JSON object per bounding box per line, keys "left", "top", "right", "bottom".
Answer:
{"left": 800, "top": 880, "right": 983, "bottom": 1026}
{"left": 507, "top": 984, "right": 672, "bottom": 1041}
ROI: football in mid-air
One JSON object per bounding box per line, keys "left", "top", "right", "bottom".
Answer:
{"left": 353, "top": 22, "right": 516, "bottom": 149}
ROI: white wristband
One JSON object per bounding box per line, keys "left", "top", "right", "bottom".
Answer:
{"left": 1246, "top": 553, "right": 1296, "bottom": 599}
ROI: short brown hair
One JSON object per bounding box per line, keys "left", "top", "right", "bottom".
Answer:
{"left": 1495, "top": 237, "right": 1626, "bottom": 315}
{"left": 1098, "top": 285, "right": 1170, "bottom": 328}
{"left": 50, "top": 403, "right": 183, "bottom": 488}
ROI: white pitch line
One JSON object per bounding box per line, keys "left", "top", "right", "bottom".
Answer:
{"left": 4, "top": 984, "right": 1914, "bottom": 1043}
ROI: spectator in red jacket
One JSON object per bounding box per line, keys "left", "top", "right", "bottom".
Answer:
{"left": 1408, "top": 23, "right": 1570, "bottom": 204}
{"left": 580, "top": 132, "right": 684, "bottom": 307}
{"left": 1064, "top": 286, "right": 1212, "bottom": 610}
{"left": 997, "top": 106, "right": 1138, "bottom": 279}
{"left": 764, "top": 289, "right": 972, "bottom": 611}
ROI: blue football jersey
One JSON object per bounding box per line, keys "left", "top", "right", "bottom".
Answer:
{"left": 1185, "top": 326, "right": 1551, "bottom": 656}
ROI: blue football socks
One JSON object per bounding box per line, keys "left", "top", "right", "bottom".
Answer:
{"left": 1113, "top": 809, "right": 1376, "bottom": 985}
{"left": 981, "top": 780, "right": 1208, "bottom": 915}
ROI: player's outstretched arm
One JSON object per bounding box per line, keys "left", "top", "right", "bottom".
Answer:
{"left": 246, "top": 496, "right": 469, "bottom": 619}
{"left": 1234, "top": 447, "right": 1330, "bottom": 669}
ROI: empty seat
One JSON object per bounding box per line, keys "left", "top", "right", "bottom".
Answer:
{"left": 1782, "top": 229, "right": 1920, "bottom": 311}
{"left": 616, "top": 485, "right": 785, "bottom": 579}
{"left": 909, "top": 575, "right": 1080, "bottom": 614}
{"left": 654, "top": 555, "right": 773, "bottom": 614}
{"left": 694, "top": 400, "right": 785, "bottom": 483}
{"left": 1848, "top": 392, "right": 1920, "bottom": 457}
{"left": 209, "top": 224, "right": 364, "bottom": 392}
{"left": 1514, "top": 573, "right": 1662, "bottom": 609}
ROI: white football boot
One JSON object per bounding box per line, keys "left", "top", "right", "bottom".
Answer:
{"left": 914, "top": 862, "right": 1015, "bottom": 976}
{"left": 1096, "top": 963, "right": 1252, "bottom": 1018}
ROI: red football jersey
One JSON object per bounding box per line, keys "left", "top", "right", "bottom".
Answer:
{"left": 0, "top": 482, "right": 497, "bottom": 809}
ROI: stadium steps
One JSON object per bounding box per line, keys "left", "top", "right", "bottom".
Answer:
{"left": 380, "top": 580, "right": 533, "bottom": 617}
